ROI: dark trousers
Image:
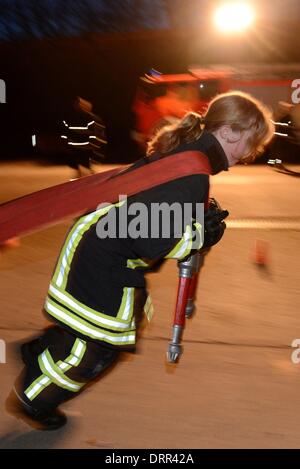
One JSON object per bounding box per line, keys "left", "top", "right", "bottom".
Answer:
{"left": 14, "top": 326, "right": 120, "bottom": 412}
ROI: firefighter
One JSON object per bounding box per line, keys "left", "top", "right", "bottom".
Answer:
{"left": 6, "top": 91, "right": 274, "bottom": 430}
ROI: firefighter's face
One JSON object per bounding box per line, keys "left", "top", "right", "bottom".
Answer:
{"left": 213, "top": 126, "right": 255, "bottom": 167}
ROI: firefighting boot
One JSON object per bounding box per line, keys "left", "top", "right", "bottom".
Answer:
{"left": 5, "top": 388, "right": 67, "bottom": 431}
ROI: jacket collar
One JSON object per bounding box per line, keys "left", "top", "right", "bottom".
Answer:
{"left": 141, "top": 130, "right": 229, "bottom": 175}
{"left": 197, "top": 130, "right": 229, "bottom": 175}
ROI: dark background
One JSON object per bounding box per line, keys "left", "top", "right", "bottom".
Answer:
{"left": 0, "top": 0, "right": 300, "bottom": 162}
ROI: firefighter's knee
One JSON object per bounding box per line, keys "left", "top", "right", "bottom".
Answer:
{"left": 84, "top": 347, "right": 120, "bottom": 380}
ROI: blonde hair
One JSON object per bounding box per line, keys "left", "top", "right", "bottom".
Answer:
{"left": 147, "top": 91, "right": 275, "bottom": 163}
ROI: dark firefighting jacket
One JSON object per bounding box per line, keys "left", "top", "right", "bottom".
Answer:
{"left": 44, "top": 130, "right": 228, "bottom": 348}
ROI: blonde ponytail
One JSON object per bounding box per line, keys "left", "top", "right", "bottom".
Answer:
{"left": 147, "top": 112, "right": 203, "bottom": 156}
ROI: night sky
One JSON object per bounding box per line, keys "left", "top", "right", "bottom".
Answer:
{"left": 1, "top": 0, "right": 300, "bottom": 43}
{"left": 0, "top": 0, "right": 170, "bottom": 41}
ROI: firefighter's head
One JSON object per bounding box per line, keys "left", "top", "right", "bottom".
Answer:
{"left": 204, "top": 91, "right": 275, "bottom": 165}
{"left": 147, "top": 91, "right": 274, "bottom": 166}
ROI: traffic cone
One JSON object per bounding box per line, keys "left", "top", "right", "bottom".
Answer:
{"left": 0, "top": 237, "right": 21, "bottom": 253}
{"left": 253, "top": 239, "right": 269, "bottom": 266}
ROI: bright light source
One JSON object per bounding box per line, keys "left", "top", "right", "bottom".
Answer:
{"left": 213, "top": 2, "right": 255, "bottom": 33}
{"left": 31, "top": 135, "right": 36, "bottom": 147}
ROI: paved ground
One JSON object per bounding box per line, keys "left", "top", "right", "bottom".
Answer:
{"left": 0, "top": 161, "right": 300, "bottom": 449}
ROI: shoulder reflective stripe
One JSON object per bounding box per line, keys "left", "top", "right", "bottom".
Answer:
{"left": 53, "top": 217, "right": 93, "bottom": 288}
{"left": 53, "top": 201, "right": 125, "bottom": 289}
{"left": 38, "top": 350, "right": 84, "bottom": 392}
{"left": 45, "top": 299, "right": 136, "bottom": 345}
{"left": 49, "top": 284, "right": 133, "bottom": 330}
{"left": 56, "top": 225, "right": 85, "bottom": 287}
{"left": 127, "top": 258, "right": 148, "bottom": 269}
{"left": 55, "top": 211, "right": 106, "bottom": 289}
{"left": 25, "top": 338, "right": 87, "bottom": 401}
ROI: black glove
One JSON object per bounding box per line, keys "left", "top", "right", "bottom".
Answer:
{"left": 202, "top": 198, "right": 229, "bottom": 248}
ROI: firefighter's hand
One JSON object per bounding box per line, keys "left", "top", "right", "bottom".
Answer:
{"left": 202, "top": 198, "right": 229, "bottom": 248}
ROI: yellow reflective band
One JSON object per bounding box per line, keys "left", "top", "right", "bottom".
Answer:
{"left": 164, "top": 225, "right": 193, "bottom": 260}
{"left": 45, "top": 298, "right": 136, "bottom": 345}
{"left": 49, "top": 283, "right": 134, "bottom": 331}
{"left": 52, "top": 200, "right": 125, "bottom": 290}
{"left": 165, "top": 222, "right": 203, "bottom": 260}
{"left": 127, "top": 258, "right": 149, "bottom": 269}
{"left": 192, "top": 222, "right": 203, "bottom": 251}
{"left": 119, "top": 287, "right": 134, "bottom": 321}
{"left": 144, "top": 295, "right": 154, "bottom": 322}
{"left": 60, "top": 338, "right": 87, "bottom": 369}
{"left": 38, "top": 349, "right": 84, "bottom": 392}
{"left": 25, "top": 375, "right": 51, "bottom": 401}
{"left": 25, "top": 338, "right": 87, "bottom": 401}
